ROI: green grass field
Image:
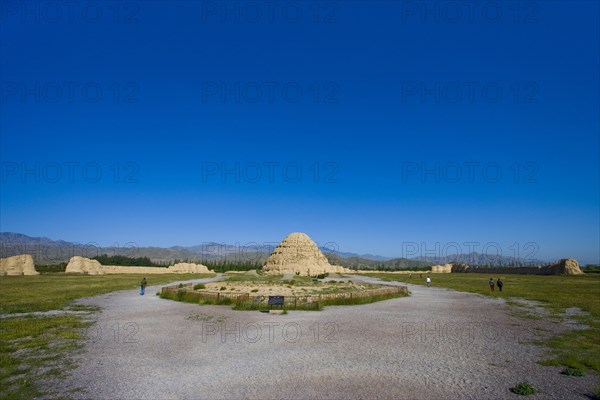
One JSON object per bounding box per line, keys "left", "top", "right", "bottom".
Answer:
{"left": 0, "top": 273, "right": 215, "bottom": 314}
{"left": 367, "top": 272, "right": 600, "bottom": 372}
{"left": 0, "top": 273, "right": 215, "bottom": 399}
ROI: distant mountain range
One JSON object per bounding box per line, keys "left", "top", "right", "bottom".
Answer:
{"left": 0, "top": 232, "right": 546, "bottom": 268}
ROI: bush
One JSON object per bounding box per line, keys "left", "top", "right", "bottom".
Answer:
{"left": 193, "top": 283, "right": 205, "bottom": 290}
{"left": 251, "top": 289, "right": 259, "bottom": 293}
{"left": 510, "top": 382, "right": 537, "bottom": 396}
{"left": 180, "top": 291, "right": 201, "bottom": 304}
{"left": 562, "top": 367, "right": 585, "bottom": 376}
{"left": 220, "top": 286, "right": 227, "bottom": 291}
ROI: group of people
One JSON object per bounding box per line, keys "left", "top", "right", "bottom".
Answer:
{"left": 417, "top": 275, "right": 504, "bottom": 292}
{"left": 489, "top": 277, "right": 503, "bottom": 291}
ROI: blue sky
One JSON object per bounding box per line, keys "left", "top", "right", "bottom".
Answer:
{"left": 1, "top": 1, "right": 599, "bottom": 264}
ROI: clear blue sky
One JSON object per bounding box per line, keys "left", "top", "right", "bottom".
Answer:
{"left": 1, "top": 1, "right": 598, "bottom": 264}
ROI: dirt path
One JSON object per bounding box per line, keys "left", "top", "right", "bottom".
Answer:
{"left": 60, "top": 275, "right": 598, "bottom": 399}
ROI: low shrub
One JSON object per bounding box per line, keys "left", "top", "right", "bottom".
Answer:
{"left": 219, "top": 297, "right": 232, "bottom": 305}
{"left": 510, "top": 382, "right": 537, "bottom": 396}
{"left": 562, "top": 367, "right": 585, "bottom": 376}
{"left": 193, "top": 283, "right": 205, "bottom": 290}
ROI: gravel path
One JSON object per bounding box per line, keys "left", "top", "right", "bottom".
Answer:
{"left": 60, "top": 275, "right": 599, "bottom": 399}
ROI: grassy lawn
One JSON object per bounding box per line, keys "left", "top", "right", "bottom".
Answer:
{"left": 366, "top": 272, "right": 600, "bottom": 372}
{"left": 0, "top": 273, "right": 215, "bottom": 399}
{"left": 0, "top": 273, "right": 215, "bottom": 314}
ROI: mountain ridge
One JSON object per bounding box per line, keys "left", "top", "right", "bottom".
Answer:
{"left": 0, "top": 232, "right": 547, "bottom": 268}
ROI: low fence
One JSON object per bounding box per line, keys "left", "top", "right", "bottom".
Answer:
{"left": 161, "top": 284, "right": 408, "bottom": 308}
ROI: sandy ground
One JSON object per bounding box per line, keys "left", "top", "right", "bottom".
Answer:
{"left": 57, "top": 275, "right": 599, "bottom": 399}
{"left": 202, "top": 280, "right": 374, "bottom": 297}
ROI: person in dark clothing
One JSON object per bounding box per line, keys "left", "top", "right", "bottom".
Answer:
{"left": 496, "top": 278, "right": 503, "bottom": 292}
{"left": 489, "top": 278, "right": 495, "bottom": 292}
{"left": 140, "top": 277, "right": 147, "bottom": 295}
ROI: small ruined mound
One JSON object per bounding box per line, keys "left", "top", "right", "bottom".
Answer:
{"left": 431, "top": 263, "right": 471, "bottom": 273}
{"left": 431, "top": 263, "right": 453, "bottom": 273}
{"left": 549, "top": 258, "right": 584, "bottom": 275}
{"left": 65, "top": 257, "right": 213, "bottom": 274}
{"left": 65, "top": 256, "right": 104, "bottom": 275}
{"left": 0, "top": 254, "right": 39, "bottom": 276}
{"left": 167, "top": 262, "right": 212, "bottom": 273}
{"left": 451, "top": 263, "right": 470, "bottom": 273}
{"left": 262, "top": 232, "right": 350, "bottom": 276}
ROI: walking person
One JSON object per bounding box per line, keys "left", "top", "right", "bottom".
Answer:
{"left": 426, "top": 275, "right": 431, "bottom": 287}
{"left": 496, "top": 278, "right": 503, "bottom": 292}
{"left": 489, "top": 277, "right": 495, "bottom": 292}
{"left": 140, "top": 277, "right": 147, "bottom": 296}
